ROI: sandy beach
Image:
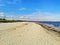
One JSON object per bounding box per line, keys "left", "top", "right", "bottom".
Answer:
{"left": 0, "top": 22, "right": 60, "bottom": 45}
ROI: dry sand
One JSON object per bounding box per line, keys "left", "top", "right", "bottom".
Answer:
{"left": 0, "top": 22, "right": 60, "bottom": 45}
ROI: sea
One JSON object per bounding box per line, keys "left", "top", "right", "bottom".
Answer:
{"left": 39, "top": 21, "right": 60, "bottom": 27}
{"left": 28, "top": 21, "right": 60, "bottom": 28}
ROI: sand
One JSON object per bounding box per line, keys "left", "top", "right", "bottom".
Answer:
{"left": 0, "top": 22, "right": 60, "bottom": 45}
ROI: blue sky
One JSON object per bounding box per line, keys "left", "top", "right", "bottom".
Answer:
{"left": 0, "top": 0, "right": 60, "bottom": 21}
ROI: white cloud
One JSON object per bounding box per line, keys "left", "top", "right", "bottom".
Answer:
{"left": 0, "top": 12, "right": 5, "bottom": 19}
{"left": 0, "top": 12, "right": 4, "bottom": 16}
{"left": 5, "top": 11, "right": 60, "bottom": 21}
{"left": 6, "top": 15, "right": 14, "bottom": 20}
{"left": 19, "top": 11, "right": 60, "bottom": 21}
{"left": 19, "top": 8, "right": 26, "bottom": 11}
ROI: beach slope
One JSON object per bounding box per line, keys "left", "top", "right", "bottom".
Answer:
{"left": 0, "top": 22, "right": 60, "bottom": 45}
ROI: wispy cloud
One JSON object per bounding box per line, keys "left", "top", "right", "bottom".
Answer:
{"left": 19, "top": 8, "right": 26, "bottom": 11}
{"left": 0, "top": 12, "right": 4, "bottom": 16}
{"left": 6, "top": 0, "right": 21, "bottom": 4}
{"left": 19, "top": 11, "right": 60, "bottom": 21}
{"left": 0, "top": 12, "right": 5, "bottom": 19}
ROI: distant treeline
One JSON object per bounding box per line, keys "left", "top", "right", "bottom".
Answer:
{"left": 0, "top": 18, "right": 24, "bottom": 23}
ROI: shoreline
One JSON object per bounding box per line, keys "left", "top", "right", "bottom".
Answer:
{"left": 36, "top": 23, "right": 60, "bottom": 34}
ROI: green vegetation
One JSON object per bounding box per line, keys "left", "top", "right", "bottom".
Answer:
{"left": 0, "top": 18, "right": 23, "bottom": 23}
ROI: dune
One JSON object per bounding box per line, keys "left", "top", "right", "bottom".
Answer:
{"left": 0, "top": 22, "right": 60, "bottom": 45}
